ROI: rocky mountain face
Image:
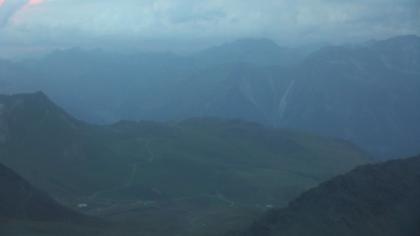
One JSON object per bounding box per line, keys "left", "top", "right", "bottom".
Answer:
{"left": 232, "top": 155, "right": 420, "bottom": 236}
{"left": 165, "top": 35, "right": 420, "bottom": 158}
{"left": 0, "top": 35, "right": 418, "bottom": 158}
{"left": 278, "top": 35, "right": 420, "bottom": 158}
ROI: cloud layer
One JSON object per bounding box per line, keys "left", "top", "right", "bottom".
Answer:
{"left": 0, "top": 0, "right": 28, "bottom": 27}
{"left": 1, "top": 0, "right": 419, "bottom": 55}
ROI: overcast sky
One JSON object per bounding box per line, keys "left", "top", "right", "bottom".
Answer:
{"left": 0, "top": 0, "right": 419, "bottom": 57}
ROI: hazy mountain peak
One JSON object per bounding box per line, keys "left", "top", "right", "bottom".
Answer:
{"left": 374, "top": 34, "right": 420, "bottom": 46}
{"left": 199, "top": 38, "right": 283, "bottom": 56}
{"left": 0, "top": 92, "right": 82, "bottom": 143}
{"left": 194, "top": 38, "right": 303, "bottom": 67}
{"left": 0, "top": 91, "right": 63, "bottom": 114}
{"left": 219, "top": 38, "right": 282, "bottom": 50}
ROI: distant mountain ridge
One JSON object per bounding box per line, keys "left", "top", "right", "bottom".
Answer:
{"left": 0, "top": 35, "right": 419, "bottom": 158}
{"left": 193, "top": 38, "right": 305, "bottom": 67}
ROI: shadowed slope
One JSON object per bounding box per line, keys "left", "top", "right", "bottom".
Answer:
{"left": 0, "top": 162, "right": 80, "bottom": 221}
{"left": 234, "top": 155, "right": 420, "bottom": 236}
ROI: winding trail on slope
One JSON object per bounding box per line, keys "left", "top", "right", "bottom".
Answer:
{"left": 88, "top": 139, "right": 156, "bottom": 200}
{"left": 145, "top": 140, "right": 156, "bottom": 163}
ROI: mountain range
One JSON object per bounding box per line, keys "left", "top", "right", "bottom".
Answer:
{"left": 1, "top": 92, "right": 418, "bottom": 235}
{"left": 1, "top": 35, "right": 419, "bottom": 158}
{"left": 0, "top": 91, "right": 369, "bottom": 236}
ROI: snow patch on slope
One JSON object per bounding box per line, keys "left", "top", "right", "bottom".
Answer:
{"left": 277, "top": 79, "right": 295, "bottom": 121}
{"left": 0, "top": 103, "right": 7, "bottom": 143}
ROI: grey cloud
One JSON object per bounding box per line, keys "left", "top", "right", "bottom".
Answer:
{"left": 0, "top": 0, "right": 419, "bottom": 56}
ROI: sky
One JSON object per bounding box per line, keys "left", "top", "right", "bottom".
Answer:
{"left": 0, "top": 0, "right": 419, "bottom": 57}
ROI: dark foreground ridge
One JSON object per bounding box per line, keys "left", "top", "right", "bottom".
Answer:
{"left": 232, "top": 155, "right": 420, "bottom": 236}
{"left": 0, "top": 162, "right": 81, "bottom": 221}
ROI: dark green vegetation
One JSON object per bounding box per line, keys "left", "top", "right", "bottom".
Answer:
{"left": 0, "top": 92, "right": 369, "bottom": 235}
{"left": 1, "top": 35, "right": 419, "bottom": 158}
{"left": 232, "top": 155, "right": 420, "bottom": 236}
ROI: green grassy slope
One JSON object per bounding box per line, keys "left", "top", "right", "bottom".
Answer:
{"left": 0, "top": 92, "right": 370, "bottom": 235}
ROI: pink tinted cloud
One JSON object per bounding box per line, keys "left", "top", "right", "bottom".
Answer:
{"left": 28, "top": 0, "right": 44, "bottom": 5}
{"left": 2, "top": 0, "right": 46, "bottom": 27}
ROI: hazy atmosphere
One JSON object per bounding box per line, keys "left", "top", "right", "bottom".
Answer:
{"left": 0, "top": 0, "right": 419, "bottom": 57}
{"left": 0, "top": 1, "right": 420, "bottom": 236}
